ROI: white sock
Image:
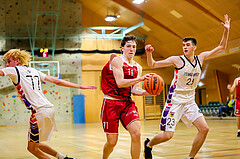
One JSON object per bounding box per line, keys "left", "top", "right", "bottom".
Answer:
{"left": 147, "top": 143, "right": 152, "bottom": 148}
{"left": 55, "top": 152, "right": 65, "bottom": 159}
{"left": 238, "top": 130, "right": 240, "bottom": 132}
{"left": 187, "top": 157, "right": 194, "bottom": 159}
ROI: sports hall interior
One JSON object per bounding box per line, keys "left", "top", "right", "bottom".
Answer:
{"left": 0, "top": 0, "right": 240, "bottom": 158}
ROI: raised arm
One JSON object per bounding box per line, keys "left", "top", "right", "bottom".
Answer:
{"left": 112, "top": 57, "right": 152, "bottom": 88}
{"left": 227, "top": 78, "right": 238, "bottom": 93}
{"left": 44, "top": 75, "right": 97, "bottom": 89}
{"left": 145, "top": 44, "right": 179, "bottom": 68}
{"left": 198, "top": 14, "right": 231, "bottom": 63}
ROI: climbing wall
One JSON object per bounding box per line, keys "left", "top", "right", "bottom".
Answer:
{"left": 0, "top": 1, "right": 6, "bottom": 51}
{"left": 0, "top": 0, "right": 85, "bottom": 125}
{"left": 1, "top": 0, "right": 82, "bottom": 50}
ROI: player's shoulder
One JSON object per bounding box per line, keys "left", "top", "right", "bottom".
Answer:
{"left": 112, "top": 55, "right": 123, "bottom": 63}
{"left": 169, "top": 55, "right": 182, "bottom": 60}
{"left": 111, "top": 55, "right": 123, "bottom": 68}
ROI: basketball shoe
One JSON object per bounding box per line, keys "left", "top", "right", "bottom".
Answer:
{"left": 64, "top": 156, "right": 76, "bottom": 159}
{"left": 144, "top": 138, "right": 152, "bottom": 159}
{"left": 237, "top": 132, "right": 240, "bottom": 137}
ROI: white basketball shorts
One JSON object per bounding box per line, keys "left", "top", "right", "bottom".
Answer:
{"left": 160, "top": 101, "right": 203, "bottom": 132}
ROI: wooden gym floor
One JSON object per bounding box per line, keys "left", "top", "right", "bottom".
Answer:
{"left": 0, "top": 119, "right": 240, "bottom": 159}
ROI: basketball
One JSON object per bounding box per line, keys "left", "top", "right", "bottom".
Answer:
{"left": 144, "top": 74, "right": 164, "bottom": 95}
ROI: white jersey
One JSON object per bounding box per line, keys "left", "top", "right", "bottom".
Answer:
{"left": 1, "top": 65, "right": 53, "bottom": 110}
{"left": 168, "top": 55, "right": 202, "bottom": 104}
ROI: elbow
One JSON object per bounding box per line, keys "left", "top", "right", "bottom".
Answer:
{"left": 53, "top": 79, "right": 62, "bottom": 85}
{"left": 219, "top": 46, "right": 226, "bottom": 52}
{"left": 147, "top": 63, "right": 156, "bottom": 69}
{"left": 116, "top": 82, "right": 125, "bottom": 88}
{"left": 117, "top": 84, "right": 125, "bottom": 88}
{"left": 148, "top": 65, "right": 155, "bottom": 69}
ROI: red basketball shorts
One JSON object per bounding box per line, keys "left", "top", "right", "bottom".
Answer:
{"left": 100, "top": 98, "right": 140, "bottom": 134}
{"left": 235, "top": 99, "right": 240, "bottom": 116}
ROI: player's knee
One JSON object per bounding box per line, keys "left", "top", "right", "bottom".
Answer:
{"left": 27, "top": 145, "right": 35, "bottom": 153}
{"left": 163, "top": 132, "right": 174, "bottom": 141}
{"left": 165, "top": 134, "right": 173, "bottom": 141}
{"left": 131, "top": 131, "right": 141, "bottom": 141}
{"left": 200, "top": 126, "right": 209, "bottom": 134}
{"left": 107, "top": 139, "right": 118, "bottom": 147}
{"left": 27, "top": 143, "right": 39, "bottom": 154}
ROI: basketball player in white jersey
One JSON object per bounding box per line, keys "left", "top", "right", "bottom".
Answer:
{"left": 144, "top": 14, "right": 230, "bottom": 159}
{"left": 227, "top": 76, "right": 240, "bottom": 137}
{"left": 0, "top": 49, "right": 97, "bottom": 159}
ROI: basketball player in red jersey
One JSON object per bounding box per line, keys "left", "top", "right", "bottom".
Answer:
{"left": 101, "top": 35, "right": 154, "bottom": 159}
{"left": 227, "top": 76, "right": 240, "bottom": 137}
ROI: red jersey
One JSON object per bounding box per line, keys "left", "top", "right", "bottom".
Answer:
{"left": 236, "top": 78, "right": 240, "bottom": 100}
{"left": 101, "top": 55, "right": 140, "bottom": 100}
{"left": 235, "top": 77, "right": 240, "bottom": 116}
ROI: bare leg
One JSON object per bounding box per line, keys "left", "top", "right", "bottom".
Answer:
{"left": 102, "top": 134, "right": 118, "bottom": 159}
{"left": 189, "top": 116, "right": 209, "bottom": 157}
{"left": 127, "top": 120, "right": 141, "bottom": 159}
{"left": 27, "top": 141, "right": 50, "bottom": 159}
{"left": 237, "top": 116, "right": 240, "bottom": 130}
{"left": 237, "top": 116, "right": 240, "bottom": 137}
{"left": 39, "top": 142, "right": 58, "bottom": 157}
{"left": 148, "top": 131, "right": 174, "bottom": 147}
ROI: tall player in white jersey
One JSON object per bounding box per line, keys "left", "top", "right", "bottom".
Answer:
{"left": 144, "top": 14, "right": 231, "bottom": 159}
{"left": 0, "top": 49, "right": 97, "bottom": 159}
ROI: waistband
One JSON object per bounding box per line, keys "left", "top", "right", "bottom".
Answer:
{"left": 104, "top": 95, "right": 123, "bottom": 101}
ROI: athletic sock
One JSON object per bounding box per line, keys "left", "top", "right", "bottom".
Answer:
{"left": 55, "top": 152, "right": 65, "bottom": 159}
{"left": 187, "top": 157, "right": 194, "bottom": 159}
{"left": 238, "top": 130, "right": 240, "bottom": 132}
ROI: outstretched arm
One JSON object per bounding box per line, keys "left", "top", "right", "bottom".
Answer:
{"left": 198, "top": 14, "right": 231, "bottom": 63}
{"left": 44, "top": 75, "right": 97, "bottom": 89}
{"left": 227, "top": 78, "right": 238, "bottom": 93}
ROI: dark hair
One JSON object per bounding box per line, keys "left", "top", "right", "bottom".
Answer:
{"left": 183, "top": 37, "right": 197, "bottom": 46}
{"left": 120, "top": 35, "right": 137, "bottom": 47}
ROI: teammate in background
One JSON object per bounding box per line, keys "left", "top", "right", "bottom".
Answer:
{"left": 227, "top": 76, "right": 240, "bottom": 137}
{"left": 101, "top": 35, "right": 154, "bottom": 159}
{"left": 144, "top": 14, "right": 230, "bottom": 159}
{"left": 0, "top": 49, "right": 97, "bottom": 159}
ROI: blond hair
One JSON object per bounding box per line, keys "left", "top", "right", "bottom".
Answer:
{"left": 3, "top": 49, "right": 32, "bottom": 66}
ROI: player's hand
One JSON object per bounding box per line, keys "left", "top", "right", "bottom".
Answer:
{"left": 141, "top": 73, "right": 156, "bottom": 81}
{"left": 142, "top": 90, "right": 151, "bottom": 96}
{"left": 144, "top": 73, "right": 155, "bottom": 79}
{"left": 80, "top": 85, "right": 97, "bottom": 89}
{"left": 142, "top": 90, "right": 156, "bottom": 96}
{"left": 227, "top": 84, "right": 231, "bottom": 90}
{"left": 221, "top": 14, "right": 231, "bottom": 30}
{"left": 145, "top": 44, "right": 154, "bottom": 54}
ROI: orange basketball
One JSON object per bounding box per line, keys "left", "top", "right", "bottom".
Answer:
{"left": 144, "top": 74, "right": 164, "bottom": 95}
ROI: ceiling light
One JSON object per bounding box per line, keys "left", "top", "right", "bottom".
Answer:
{"left": 141, "top": 25, "right": 151, "bottom": 32}
{"left": 232, "top": 64, "right": 240, "bottom": 69}
{"left": 133, "top": 0, "right": 145, "bottom": 4}
{"left": 170, "top": 10, "right": 183, "bottom": 18}
{"left": 105, "top": 15, "right": 118, "bottom": 22}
